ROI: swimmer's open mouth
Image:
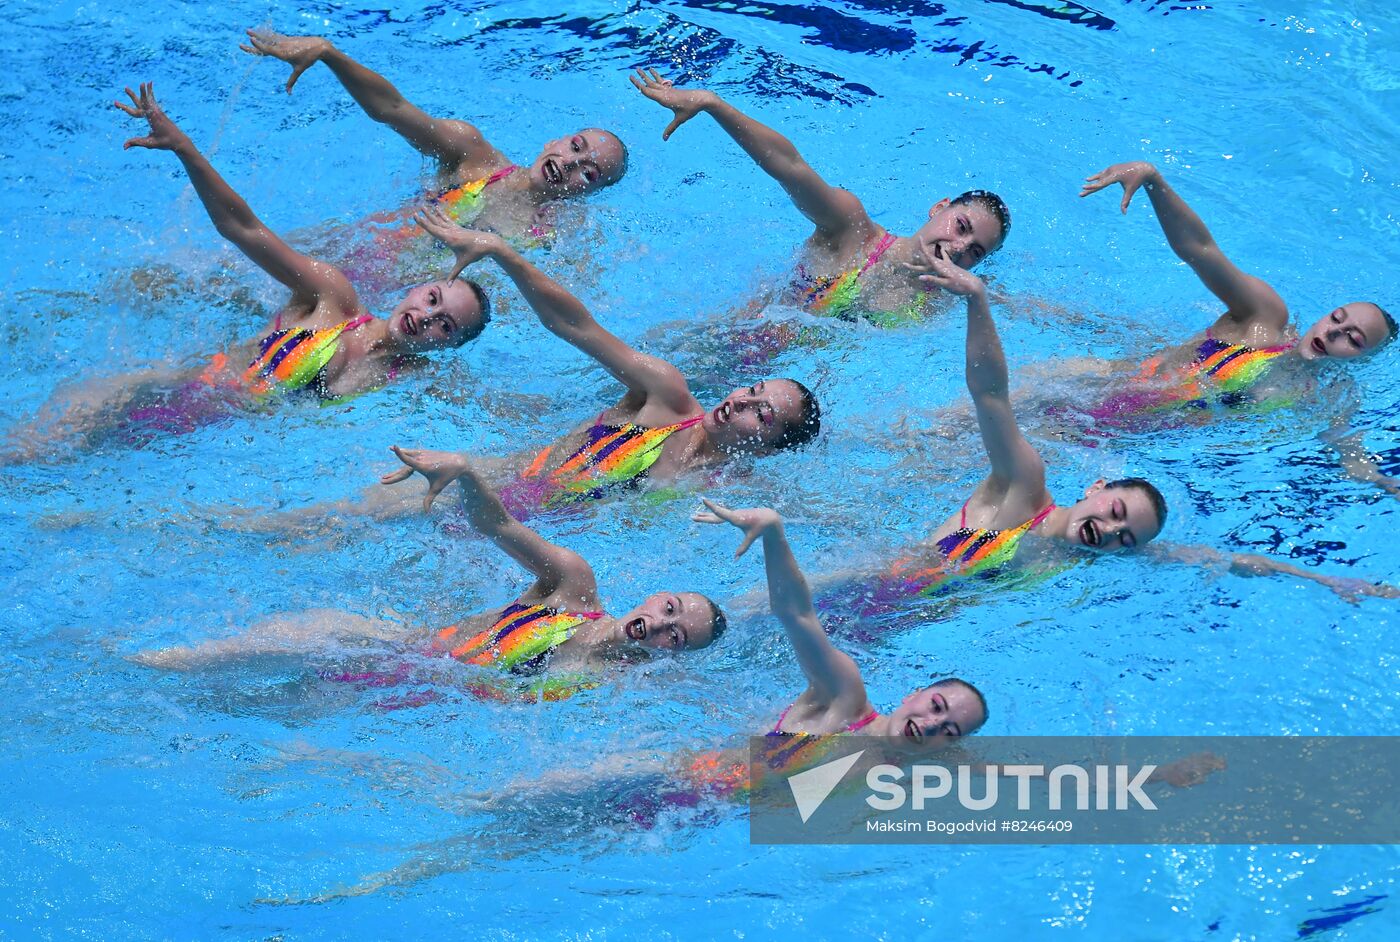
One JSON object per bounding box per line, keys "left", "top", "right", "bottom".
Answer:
{"left": 625, "top": 618, "right": 646, "bottom": 641}
{"left": 401, "top": 312, "right": 418, "bottom": 336}
{"left": 1079, "top": 519, "right": 1100, "bottom": 547}
{"left": 931, "top": 243, "right": 945, "bottom": 261}
{"left": 712, "top": 401, "right": 731, "bottom": 425}
{"left": 544, "top": 158, "right": 564, "bottom": 186}
{"left": 1312, "top": 337, "right": 1326, "bottom": 356}
{"left": 904, "top": 718, "right": 920, "bottom": 740}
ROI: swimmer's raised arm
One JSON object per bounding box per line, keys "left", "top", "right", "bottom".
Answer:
{"left": 913, "top": 250, "right": 1044, "bottom": 490}
{"left": 1081, "top": 161, "right": 1287, "bottom": 331}
{"left": 630, "top": 69, "right": 871, "bottom": 241}
{"left": 416, "top": 207, "right": 695, "bottom": 415}
{"left": 1150, "top": 541, "right": 1400, "bottom": 603}
{"left": 115, "top": 82, "right": 356, "bottom": 310}
{"left": 693, "top": 501, "right": 867, "bottom": 706}
{"left": 382, "top": 446, "right": 594, "bottom": 597}
{"left": 242, "top": 29, "right": 490, "bottom": 171}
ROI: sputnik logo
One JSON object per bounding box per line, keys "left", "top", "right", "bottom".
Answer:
{"left": 787, "top": 750, "right": 865, "bottom": 823}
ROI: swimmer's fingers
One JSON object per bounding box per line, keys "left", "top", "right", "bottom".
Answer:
{"left": 113, "top": 86, "right": 142, "bottom": 117}
{"left": 414, "top": 204, "right": 460, "bottom": 240}
{"left": 384, "top": 447, "right": 442, "bottom": 511}
{"left": 1079, "top": 164, "right": 1147, "bottom": 212}
{"left": 1077, "top": 168, "right": 1113, "bottom": 197}
{"left": 444, "top": 257, "right": 467, "bottom": 282}
{"left": 1116, "top": 176, "right": 1144, "bottom": 213}
{"left": 283, "top": 61, "right": 313, "bottom": 94}
{"left": 629, "top": 68, "right": 666, "bottom": 99}
{"left": 420, "top": 477, "right": 451, "bottom": 513}
{"left": 1331, "top": 578, "right": 1400, "bottom": 602}
{"left": 732, "top": 530, "right": 760, "bottom": 558}
{"left": 379, "top": 466, "right": 416, "bottom": 486}
{"left": 244, "top": 30, "right": 319, "bottom": 93}
{"left": 697, "top": 497, "right": 738, "bottom": 524}
{"left": 695, "top": 499, "right": 769, "bottom": 557}
{"left": 662, "top": 113, "right": 694, "bottom": 142}
{"left": 1078, "top": 169, "right": 1132, "bottom": 210}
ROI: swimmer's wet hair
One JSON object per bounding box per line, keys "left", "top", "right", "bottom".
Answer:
{"left": 707, "top": 598, "right": 728, "bottom": 644}
{"left": 1375, "top": 303, "right": 1398, "bottom": 350}
{"left": 586, "top": 127, "right": 628, "bottom": 188}
{"left": 1105, "top": 477, "right": 1168, "bottom": 532}
{"left": 454, "top": 277, "right": 492, "bottom": 346}
{"left": 774, "top": 379, "right": 822, "bottom": 451}
{"left": 951, "top": 189, "right": 1011, "bottom": 250}
{"left": 931, "top": 677, "right": 989, "bottom": 734}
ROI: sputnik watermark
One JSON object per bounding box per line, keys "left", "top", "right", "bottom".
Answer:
{"left": 749, "top": 736, "right": 1400, "bottom": 844}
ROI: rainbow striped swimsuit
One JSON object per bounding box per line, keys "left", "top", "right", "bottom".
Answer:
{"left": 435, "top": 164, "right": 519, "bottom": 224}
{"left": 432, "top": 165, "right": 552, "bottom": 247}
{"left": 1089, "top": 333, "right": 1296, "bottom": 423}
{"left": 436, "top": 601, "right": 603, "bottom": 673}
{"left": 669, "top": 711, "right": 879, "bottom": 810}
{"left": 876, "top": 502, "right": 1057, "bottom": 603}
{"left": 240, "top": 315, "right": 370, "bottom": 398}
{"left": 797, "top": 233, "right": 927, "bottom": 326}
{"left": 506, "top": 414, "right": 704, "bottom": 513}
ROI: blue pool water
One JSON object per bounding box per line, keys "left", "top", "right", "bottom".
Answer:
{"left": 3, "top": 0, "right": 1399, "bottom": 937}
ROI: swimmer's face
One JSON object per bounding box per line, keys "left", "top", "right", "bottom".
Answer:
{"left": 912, "top": 198, "right": 1005, "bottom": 270}
{"left": 530, "top": 128, "right": 626, "bottom": 198}
{"left": 1063, "top": 480, "right": 1162, "bottom": 553}
{"left": 889, "top": 682, "right": 986, "bottom": 747}
{"left": 704, "top": 379, "right": 806, "bottom": 455}
{"left": 614, "top": 592, "right": 718, "bottom": 652}
{"left": 389, "top": 280, "right": 485, "bottom": 351}
{"left": 1298, "top": 302, "right": 1391, "bottom": 361}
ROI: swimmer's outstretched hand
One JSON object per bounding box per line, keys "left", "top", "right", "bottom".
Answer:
{"left": 114, "top": 83, "right": 190, "bottom": 152}
{"left": 1321, "top": 575, "right": 1400, "bottom": 605}
{"left": 629, "top": 68, "right": 714, "bottom": 141}
{"left": 902, "top": 242, "right": 984, "bottom": 298}
{"left": 380, "top": 446, "right": 471, "bottom": 512}
{"left": 413, "top": 205, "right": 506, "bottom": 280}
{"left": 691, "top": 499, "right": 781, "bottom": 558}
{"left": 240, "top": 29, "right": 332, "bottom": 94}
{"left": 1080, "top": 161, "right": 1160, "bottom": 213}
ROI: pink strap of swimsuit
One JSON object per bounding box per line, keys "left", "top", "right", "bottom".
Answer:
{"left": 960, "top": 499, "right": 1053, "bottom": 532}
{"left": 272, "top": 313, "right": 372, "bottom": 333}
{"left": 486, "top": 164, "right": 520, "bottom": 186}
{"left": 859, "top": 233, "right": 898, "bottom": 277}
{"left": 772, "top": 704, "right": 879, "bottom": 735}
{"left": 1027, "top": 503, "right": 1056, "bottom": 530}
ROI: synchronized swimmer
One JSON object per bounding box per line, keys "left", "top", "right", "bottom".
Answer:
{"left": 631, "top": 68, "right": 1009, "bottom": 326}
{"left": 242, "top": 28, "right": 626, "bottom": 289}
{"left": 136, "top": 446, "right": 727, "bottom": 702}
{"left": 6, "top": 84, "right": 488, "bottom": 459}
